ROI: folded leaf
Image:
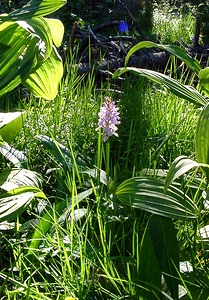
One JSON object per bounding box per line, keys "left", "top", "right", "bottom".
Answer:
{"left": 115, "top": 177, "right": 198, "bottom": 220}
{"left": 124, "top": 41, "right": 201, "bottom": 75}
{"left": 44, "top": 18, "right": 64, "bottom": 47}
{"left": 164, "top": 155, "right": 207, "bottom": 192}
{"left": 113, "top": 67, "right": 207, "bottom": 107}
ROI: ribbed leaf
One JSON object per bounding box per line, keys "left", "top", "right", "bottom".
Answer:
{"left": 113, "top": 67, "right": 207, "bottom": 107}
{"left": 199, "top": 67, "right": 209, "bottom": 97}
{"left": 0, "top": 18, "right": 52, "bottom": 96}
{"left": 0, "top": 0, "right": 66, "bottom": 21}
{"left": 23, "top": 46, "right": 63, "bottom": 99}
{"left": 0, "top": 111, "right": 26, "bottom": 143}
{"left": 24, "top": 17, "right": 53, "bottom": 60}
{"left": 0, "top": 168, "right": 43, "bottom": 191}
{"left": 0, "top": 142, "right": 27, "bottom": 167}
{"left": 195, "top": 103, "right": 209, "bottom": 179}
{"left": 36, "top": 134, "right": 86, "bottom": 169}
{"left": 164, "top": 155, "right": 207, "bottom": 192}
{"left": 125, "top": 41, "right": 201, "bottom": 75}
{"left": 0, "top": 22, "right": 39, "bottom": 94}
{"left": 115, "top": 177, "right": 198, "bottom": 220}
{"left": 44, "top": 18, "right": 64, "bottom": 47}
{"left": 0, "top": 186, "right": 46, "bottom": 222}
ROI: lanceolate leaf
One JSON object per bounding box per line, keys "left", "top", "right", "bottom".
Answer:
{"left": 0, "top": 111, "right": 26, "bottom": 143}
{"left": 115, "top": 177, "right": 198, "bottom": 220}
{"left": 149, "top": 215, "right": 179, "bottom": 300}
{"left": 124, "top": 41, "right": 201, "bottom": 75}
{"left": 0, "top": 0, "right": 66, "bottom": 21}
{"left": 36, "top": 135, "right": 86, "bottom": 169}
{"left": 199, "top": 67, "right": 209, "bottom": 97}
{"left": 113, "top": 67, "right": 207, "bottom": 107}
{"left": 164, "top": 155, "right": 207, "bottom": 192}
{"left": 196, "top": 104, "right": 209, "bottom": 179}
{"left": 23, "top": 46, "right": 63, "bottom": 99}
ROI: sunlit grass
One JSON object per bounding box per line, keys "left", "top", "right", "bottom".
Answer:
{"left": 153, "top": 7, "right": 196, "bottom": 44}
{"left": 1, "top": 3, "right": 207, "bottom": 299}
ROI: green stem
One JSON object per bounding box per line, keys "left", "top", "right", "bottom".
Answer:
{"left": 105, "top": 141, "right": 110, "bottom": 187}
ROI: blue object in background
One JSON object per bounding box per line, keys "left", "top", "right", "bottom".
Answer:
{"left": 118, "top": 21, "right": 129, "bottom": 33}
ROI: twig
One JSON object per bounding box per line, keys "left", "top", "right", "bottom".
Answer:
{"left": 66, "top": 20, "right": 79, "bottom": 55}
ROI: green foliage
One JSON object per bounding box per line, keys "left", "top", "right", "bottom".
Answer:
{"left": 116, "top": 176, "right": 198, "bottom": 220}
{"left": 0, "top": 0, "right": 62, "bottom": 252}
{"left": 0, "top": 0, "right": 66, "bottom": 20}
{"left": 113, "top": 39, "right": 209, "bottom": 298}
{"left": 152, "top": 7, "right": 195, "bottom": 45}
{"left": 195, "top": 103, "right": 209, "bottom": 179}
{"left": 114, "top": 41, "right": 206, "bottom": 107}
{"left": 164, "top": 155, "right": 206, "bottom": 191}
{"left": 0, "top": 168, "right": 46, "bottom": 222}
{"left": 0, "top": 111, "right": 26, "bottom": 143}
{"left": 149, "top": 215, "right": 179, "bottom": 300}
{"left": 124, "top": 41, "right": 201, "bottom": 74}
{"left": 0, "top": 0, "right": 66, "bottom": 99}
{"left": 2, "top": 4, "right": 209, "bottom": 299}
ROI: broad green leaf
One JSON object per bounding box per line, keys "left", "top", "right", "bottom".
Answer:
{"left": 115, "top": 177, "right": 198, "bottom": 220}
{"left": 138, "top": 221, "right": 161, "bottom": 299}
{"left": 0, "top": 186, "right": 46, "bottom": 222}
{"left": 0, "top": 111, "right": 26, "bottom": 143}
{"left": 125, "top": 41, "right": 201, "bottom": 75}
{"left": 44, "top": 18, "right": 64, "bottom": 47}
{"left": 164, "top": 155, "right": 205, "bottom": 192}
{"left": 113, "top": 67, "right": 207, "bottom": 107}
{"left": 29, "top": 188, "right": 93, "bottom": 252}
{"left": 0, "top": 19, "right": 52, "bottom": 96}
{"left": 23, "top": 46, "right": 63, "bottom": 99}
{"left": 0, "top": 168, "right": 43, "bottom": 191}
{"left": 0, "top": 142, "right": 27, "bottom": 167}
{"left": 149, "top": 215, "right": 179, "bottom": 300}
{"left": 199, "top": 67, "right": 209, "bottom": 97}
{"left": 0, "top": 22, "right": 38, "bottom": 94}
{"left": 196, "top": 103, "right": 209, "bottom": 178}
{"left": 0, "top": 0, "right": 66, "bottom": 21}
{"left": 24, "top": 17, "right": 53, "bottom": 61}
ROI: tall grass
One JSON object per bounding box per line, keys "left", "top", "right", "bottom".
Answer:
{"left": 0, "top": 6, "right": 205, "bottom": 299}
